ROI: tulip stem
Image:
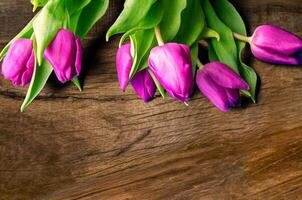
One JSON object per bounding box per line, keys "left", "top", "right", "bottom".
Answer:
{"left": 233, "top": 32, "right": 251, "bottom": 43}
{"left": 196, "top": 58, "right": 204, "bottom": 69}
{"left": 154, "top": 26, "right": 165, "bottom": 46}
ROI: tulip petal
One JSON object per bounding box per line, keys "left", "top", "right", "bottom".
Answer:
{"left": 196, "top": 70, "right": 230, "bottom": 112}
{"left": 204, "top": 62, "right": 250, "bottom": 90}
{"left": 297, "top": 52, "right": 302, "bottom": 64}
{"left": 74, "top": 37, "right": 82, "bottom": 77}
{"left": 225, "top": 88, "right": 240, "bottom": 107}
{"left": 148, "top": 43, "right": 194, "bottom": 102}
{"left": 131, "top": 70, "right": 156, "bottom": 102}
{"left": 21, "top": 51, "right": 35, "bottom": 86}
{"left": 252, "top": 45, "right": 300, "bottom": 65}
{"left": 116, "top": 44, "right": 132, "bottom": 92}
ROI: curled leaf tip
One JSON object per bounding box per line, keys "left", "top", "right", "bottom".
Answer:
{"left": 201, "top": 27, "right": 220, "bottom": 41}
{"left": 72, "top": 78, "right": 83, "bottom": 92}
{"left": 33, "top": 3, "right": 38, "bottom": 12}
{"left": 106, "top": 32, "right": 111, "bottom": 42}
{"left": 20, "top": 106, "right": 26, "bottom": 113}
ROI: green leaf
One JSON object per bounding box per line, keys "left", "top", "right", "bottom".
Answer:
{"left": 238, "top": 53, "right": 257, "bottom": 102}
{"left": 208, "top": 42, "right": 219, "bottom": 61}
{"left": 159, "top": 0, "right": 187, "bottom": 42}
{"left": 129, "top": 29, "right": 156, "bottom": 78}
{"left": 190, "top": 43, "right": 199, "bottom": 75}
{"left": 65, "top": 0, "right": 91, "bottom": 33}
{"left": 21, "top": 60, "right": 53, "bottom": 112}
{"left": 202, "top": 0, "right": 239, "bottom": 73}
{"left": 76, "top": 0, "right": 109, "bottom": 39}
{"left": 106, "top": 0, "right": 158, "bottom": 41}
{"left": 119, "top": 1, "right": 164, "bottom": 46}
{"left": 148, "top": 69, "right": 166, "bottom": 98}
{"left": 174, "top": 0, "right": 204, "bottom": 46}
{"left": 69, "top": 11, "right": 82, "bottom": 33}
{"left": 212, "top": 0, "right": 257, "bottom": 102}
{"left": 212, "top": 0, "right": 245, "bottom": 35}
{"left": 33, "top": 0, "right": 66, "bottom": 65}
{"left": 65, "top": 0, "right": 91, "bottom": 16}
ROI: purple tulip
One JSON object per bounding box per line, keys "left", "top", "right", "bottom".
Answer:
{"left": 251, "top": 25, "right": 302, "bottom": 65}
{"left": 148, "top": 43, "right": 194, "bottom": 102}
{"left": 131, "top": 69, "right": 156, "bottom": 102}
{"left": 116, "top": 43, "right": 132, "bottom": 92}
{"left": 116, "top": 43, "right": 156, "bottom": 101}
{"left": 196, "top": 62, "right": 250, "bottom": 112}
{"left": 44, "top": 29, "right": 82, "bottom": 83}
{"left": 1, "top": 39, "right": 34, "bottom": 86}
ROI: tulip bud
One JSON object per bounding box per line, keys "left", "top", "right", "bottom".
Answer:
{"left": 131, "top": 69, "right": 156, "bottom": 102}
{"left": 116, "top": 43, "right": 132, "bottom": 92}
{"left": 116, "top": 43, "right": 156, "bottom": 102}
{"left": 148, "top": 43, "right": 194, "bottom": 102}
{"left": 1, "top": 39, "right": 34, "bottom": 86}
{"left": 251, "top": 25, "right": 302, "bottom": 65}
{"left": 44, "top": 29, "right": 82, "bottom": 83}
{"left": 196, "top": 62, "right": 250, "bottom": 112}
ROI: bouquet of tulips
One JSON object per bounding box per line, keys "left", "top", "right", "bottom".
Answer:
{"left": 0, "top": 0, "right": 109, "bottom": 111}
{"left": 1, "top": 0, "right": 301, "bottom": 112}
{"left": 108, "top": 0, "right": 302, "bottom": 112}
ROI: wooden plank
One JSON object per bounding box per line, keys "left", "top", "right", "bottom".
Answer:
{"left": 0, "top": 0, "right": 301, "bottom": 199}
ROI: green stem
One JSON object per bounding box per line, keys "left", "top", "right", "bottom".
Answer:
{"left": 196, "top": 58, "right": 204, "bottom": 69}
{"left": 154, "top": 26, "right": 164, "bottom": 46}
{"left": 30, "top": 33, "right": 35, "bottom": 40}
{"left": 233, "top": 32, "right": 251, "bottom": 43}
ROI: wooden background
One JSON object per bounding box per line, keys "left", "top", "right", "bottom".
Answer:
{"left": 0, "top": 0, "right": 302, "bottom": 199}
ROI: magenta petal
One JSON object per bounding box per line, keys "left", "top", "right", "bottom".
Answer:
{"left": 148, "top": 43, "right": 194, "bottom": 102}
{"left": 131, "top": 70, "right": 156, "bottom": 102}
{"left": 297, "top": 52, "right": 302, "bottom": 64}
{"left": 21, "top": 51, "right": 35, "bottom": 86}
{"left": 1, "top": 39, "right": 34, "bottom": 86}
{"left": 225, "top": 88, "right": 240, "bottom": 107}
{"left": 116, "top": 44, "right": 132, "bottom": 92}
{"left": 74, "top": 37, "right": 82, "bottom": 77}
{"left": 204, "top": 62, "right": 250, "bottom": 90}
{"left": 44, "top": 29, "right": 78, "bottom": 83}
{"left": 196, "top": 70, "right": 230, "bottom": 112}
{"left": 251, "top": 45, "right": 300, "bottom": 65}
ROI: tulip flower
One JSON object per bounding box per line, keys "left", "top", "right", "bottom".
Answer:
{"left": 131, "top": 69, "right": 156, "bottom": 102}
{"left": 234, "top": 25, "right": 302, "bottom": 65}
{"left": 116, "top": 43, "right": 132, "bottom": 92}
{"left": 116, "top": 43, "right": 156, "bottom": 101}
{"left": 148, "top": 43, "right": 194, "bottom": 102}
{"left": 44, "top": 29, "right": 82, "bottom": 83}
{"left": 1, "top": 39, "right": 34, "bottom": 86}
{"left": 196, "top": 62, "right": 250, "bottom": 112}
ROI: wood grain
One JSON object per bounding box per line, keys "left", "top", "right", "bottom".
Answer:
{"left": 0, "top": 0, "right": 302, "bottom": 199}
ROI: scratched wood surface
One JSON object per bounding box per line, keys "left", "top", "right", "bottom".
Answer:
{"left": 0, "top": 0, "right": 301, "bottom": 199}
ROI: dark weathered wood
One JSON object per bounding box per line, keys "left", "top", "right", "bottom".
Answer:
{"left": 0, "top": 0, "right": 301, "bottom": 199}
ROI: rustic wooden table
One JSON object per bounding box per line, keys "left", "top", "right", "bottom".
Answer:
{"left": 0, "top": 0, "right": 301, "bottom": 199}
